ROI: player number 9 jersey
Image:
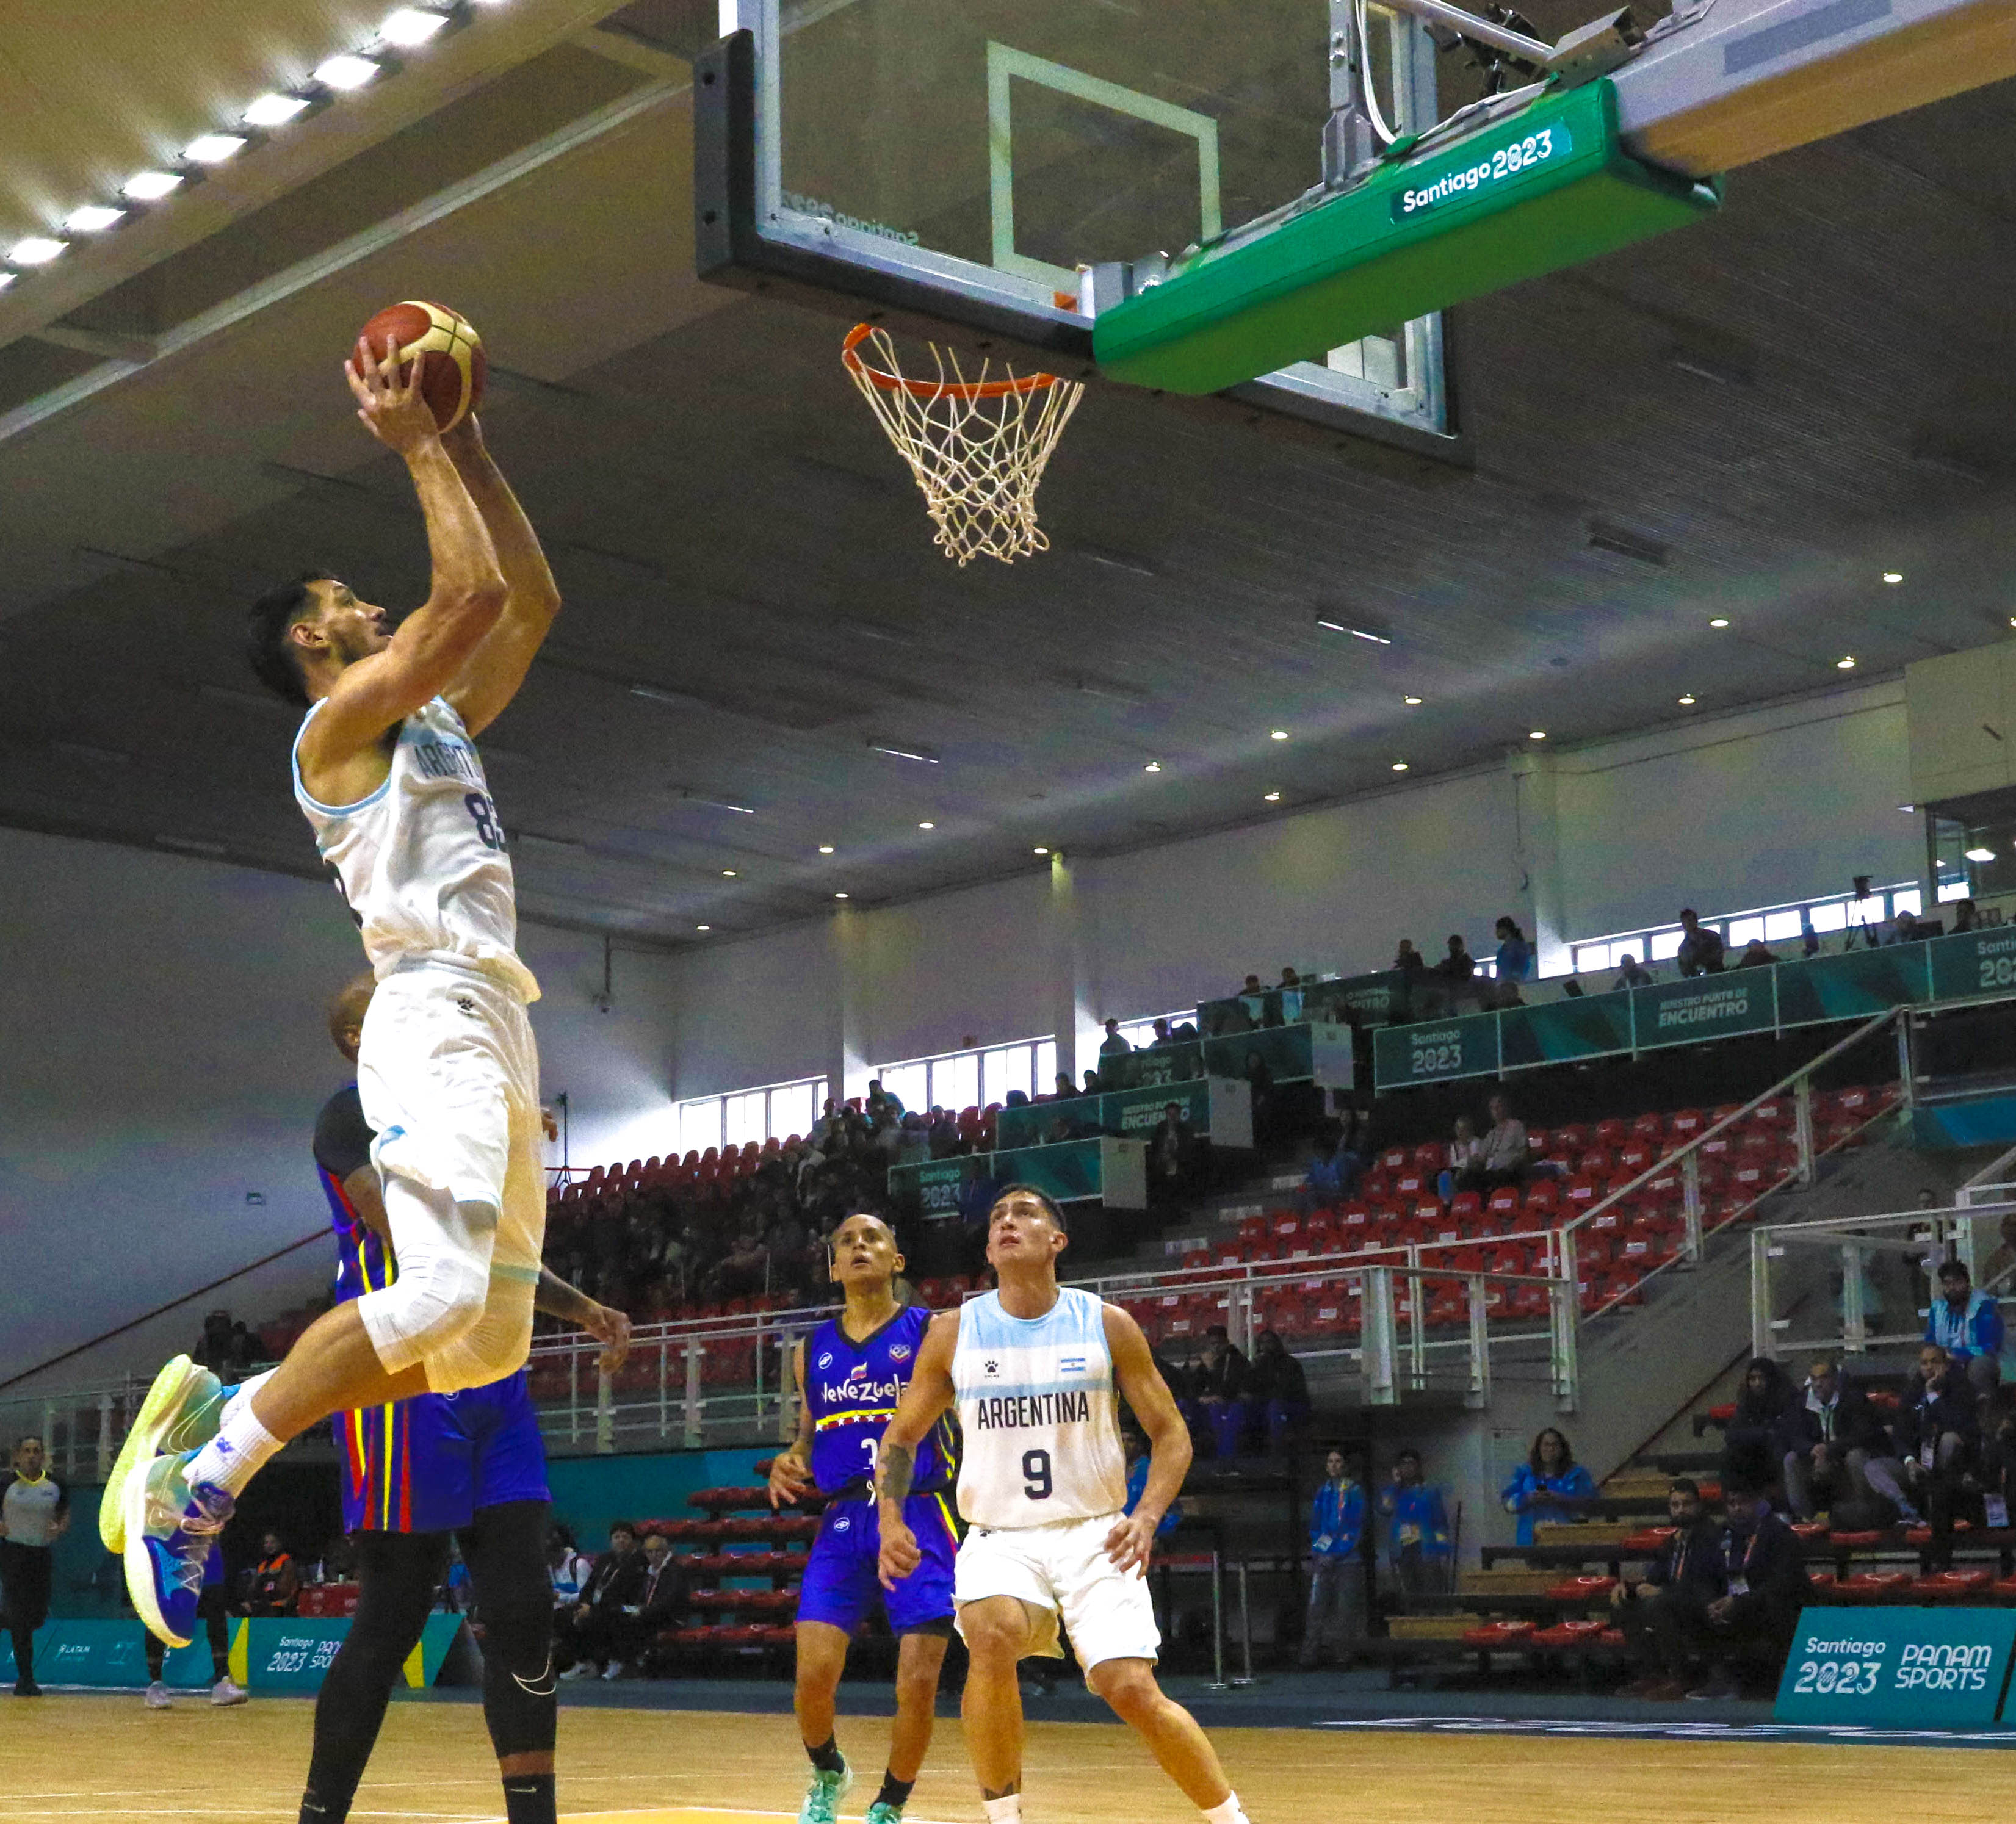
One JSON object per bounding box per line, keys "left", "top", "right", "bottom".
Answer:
{"left": 952, "top": 1286, "right": 1126, "bottom": 1529}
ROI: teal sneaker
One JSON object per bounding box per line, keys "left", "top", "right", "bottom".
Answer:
{"left": 865, "top": 1804, "right": 905, "bottom": 1824}
{"left": 796, "top": 1761, "right": 851, "bottom": 1824}
{"left": 101, "top": 1357, "right": 228, "bottom": 1554}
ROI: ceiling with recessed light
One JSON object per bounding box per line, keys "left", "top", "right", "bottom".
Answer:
{"left": 0, "top": 0, "right": 2012, "bottom": 947}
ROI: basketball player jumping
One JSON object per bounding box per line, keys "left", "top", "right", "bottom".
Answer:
{"left": 116, "top": 337, "right": 564, "bottom": 1647}
{"left": 768, "top": 1213, "right": 960, "bottom": 1824}
{"left": 876, "top": 1186, "right": 1254, "bottom": 1824}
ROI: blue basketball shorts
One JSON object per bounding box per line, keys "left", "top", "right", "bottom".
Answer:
{"left": 338, "top": 1366, "right": 550, "bottom": 1535}
{"left": 796, "top": 1494, "right": 958, "bottom": 1634}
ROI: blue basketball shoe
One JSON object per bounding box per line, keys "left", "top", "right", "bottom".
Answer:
{"left": 125, "top": 1452, "right": 233, "bottom": 1648}
{"left": 99, "top": 1355, "right": 229, "bottom": 1554}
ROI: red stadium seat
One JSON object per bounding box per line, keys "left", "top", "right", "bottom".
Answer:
{"left": 1592, "top": 1117, "right": 1626, "bottom": 1147}
{"left": 1628, "top": 1111, "right": 1665, "bottom": 1141}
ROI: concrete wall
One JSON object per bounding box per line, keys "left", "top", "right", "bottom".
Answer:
{"left": 668, "top": 682, "right": 1921, "bottom": 1103}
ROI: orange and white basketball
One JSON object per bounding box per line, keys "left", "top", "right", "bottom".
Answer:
{"left": 350, "top": 299, "right": 486, "bottom": 432}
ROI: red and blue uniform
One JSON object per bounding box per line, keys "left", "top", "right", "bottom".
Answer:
{"left": 316, "top": 1085, "right": 549, "bottom": 1535}
{"left": 797, "top": 1303, "right": 958, "bottom": 1635}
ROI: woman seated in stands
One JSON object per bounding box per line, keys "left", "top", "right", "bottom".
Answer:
{"left": 1501, "top": 1427, "right": 1600, "bottom": 1546}
{"left": 1437, "top": 1114, "right": 1487, "bottom": 1200}
{"left": 1724, "top": 1356, "right": 1796, "bottom": 1463}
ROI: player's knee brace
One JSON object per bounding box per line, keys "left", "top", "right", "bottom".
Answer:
{"left": 480, "top": 1596, "right": 559, "bottom": 1757}
{"left": 359, "top": 1180, "right": 494, "bottom": 1373}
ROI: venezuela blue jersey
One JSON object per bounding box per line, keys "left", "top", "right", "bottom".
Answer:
{"left": 805, "top": 1303, "right": 954, "bottom": 1496}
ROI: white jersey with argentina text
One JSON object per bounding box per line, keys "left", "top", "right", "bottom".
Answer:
{"left": 952, "top": 1285, "right": 1127, "bottom": 1529}
{"left": 293, "top": 694, "right": 539, "bottom": 1001}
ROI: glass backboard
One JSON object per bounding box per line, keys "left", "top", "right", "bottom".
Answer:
{"left": 712, "top": 0, "right": 1451, "bottom": 442}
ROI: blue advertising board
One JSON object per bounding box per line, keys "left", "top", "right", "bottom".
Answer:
{"left": 1774, "top": 1607, "right": 2016, "bottom": 1727}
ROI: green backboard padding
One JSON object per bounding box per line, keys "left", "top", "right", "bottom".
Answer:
{"left": 1094, "top": 81, "right": 1719, "bottom": 395}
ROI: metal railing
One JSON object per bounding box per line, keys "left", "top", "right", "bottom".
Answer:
{"left": 1749, "top": 1192, "right": 2016, "bottom": 1363}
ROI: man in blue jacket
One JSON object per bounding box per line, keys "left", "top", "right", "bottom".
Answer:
{"left": 1300, "top": 1449, "right": 1365, "bottom": 1668}
{"left": 1379, "top": 1449, "right": 1451, "bottom": 1598}
{"left": 1926, "top": 1261, "right": 2004, "bottom": 1394}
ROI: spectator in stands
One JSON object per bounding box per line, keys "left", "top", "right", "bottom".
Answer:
{"left": 1239, "top": 973, "right": 1265, "bottom": 997}
{"left": 1613, "top": 953, "right": 1653, "bottom": 990}
{"left": 244, "top": 1532, "right": 300, "bottom": 1617}
{"left": 1926, "top": 1259, "right": 2003, "bottom": 1393}
{"left": 1479, "top": 1094, "right": 1530, "bottom": 1187}
{"left": 1099, "top": 1017, "right": 1132, "bottom": 1059}
{"left": 613, "top": 1531, "right": 687, "bottom": 1678}
{"left": 1493, "top": 917, "right": 1533, "bottom": 987}
{"left": 1735, "top": 938, "right": 1777, "bottom": 968}
{"left": 866, "top": 1078, "right": 904, "bottom": 1121}
{"left": 1501, "top": 1429, "right": 1599, "bottom": 1546}
{"left": 1123, "top": 1431, "right": 1182, "bottom": 1542}
{"left": 1301, "top": 1122, "right": 1362, "bottom": 1211}
{"left": 1146, "top": 1101, "right": 1201, "bottom": 1209}
{"left": 1866, "top": 1343, "right": 1978, "bottom": 1527}
{"left": 1777, "top": 1357, "right": 1884, "bottom": 1520}
{"left": 1244, "top": 1050, "right": 1279, "bottom": 1150}
{"left": 1722, "top": 1356, "right": 1796, "bottom": 1464}
{"left": 812, "top": 1098, "right": 841, "bottom": 1142}
{"left": 1301, "top": 1449, "right": 1365, "bottom": 1668}
{"left": 1685, "top": 1475, "right": 1811, "bottom": 1699}
{"left": 1392, "top": 939, "right": 1426, "bottom": 987}
{"left": 1081, "top": 1067, "right": 1103, "bottom": 1097}
{"left": 1953, "top": 897, "right": 1984, "bottom": 934}
{"left": 1887, "top": 907, "right": 1929, "bottom": 945}
{"left": 1675, "top": 909, "right": 1725, "bottom": 976}
{"left": 1439, "top": 1114, "right": 1487, "bottom": 1200}
{"left": 547, "top": 1523, "right": 590, "bottom": 1611}
{"left": 1172, "top": 1019, "right": 1200, "bottom": 1043}
{"left": 1187, "top": 1328, "right": 1252, "bottom": 1459}
{"left": 1379, "top": 1449, "right": 1451, "bottom": 1598}
{"left": 1279, "top": 967, "right": 1301, "bottom": 989}
{"left": 1249, "top": 1329, "right": 1310, "bottom": 1455}
{"left": 561, "top": 1521, "right": 649, "bottom": 1681}
{"left": 1050, "top": 1073, "right": 1076, "bottom": 1101}
{"left": 1614, "top": 1477, "right": 1724, "bottom": 1699}
{"left": 1431, "top": 934, "right": 1477, "bottom": 1006}
{"left": 1149, "top": 1018, "right": 1174, "bottom": 1048}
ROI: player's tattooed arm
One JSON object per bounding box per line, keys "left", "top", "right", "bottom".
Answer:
{"left": 769, "top": 1343, "right": 817, "bottom": 1510}
{"left": 878, "top": 1441, "right": 916, "bottom": 1505}
{"left": 534, "top": 1267, "right": 632, "bottom": 1372}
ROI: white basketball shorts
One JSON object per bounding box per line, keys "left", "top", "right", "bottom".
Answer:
{"left": 355, "top": 955, "right": 546, "bottom": 1388}
{"left": 953, "top": 1511, "right": 1160, "bottom": 1674}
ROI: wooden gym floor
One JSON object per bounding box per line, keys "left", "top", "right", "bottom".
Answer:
{"left": 2, "top": 1696, "right": 2012, "bottom": 1823}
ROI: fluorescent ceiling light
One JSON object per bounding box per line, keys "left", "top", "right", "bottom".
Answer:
{"left": 818, "top": 845, "right": 834, "bottom": 854}
{"left": 1966, "top": 847, "right": 1996, "bottom": 863}
{"left": 1528, "top": 730, "right": 1548, "bottom": 740}
{"left": 917, "top": 821, "right": 935, "bottom": 831}
{"left": 63, "top": 206, "right": 124, "bottom": 232}
{"left": 1836, "top": 655, "right": 1856, "bottom": 669}
{"left": 695, "top": 924, "right": 710, "bottom": 931}
{"left": 184, "top": 133, "right": 248, "bottom": 163}
{"left": 1708, "top": 616, "right": 1729, "bottom": 628}
{"left": 1143, "top": 761, "right": 1162, "bottom": 773}
{"left": 7, "top": 237, "right": 65, "bottom": 265}
{"left": 1391, "top": 762, "right": 1409, "bottom": 772}
{"left": 685, "top": 794, "right": 754, "bottom": 815}
{"left": 1263, "top": 791, "right": 1281, "bottom": 802}
{"left": 720, "top": 869, "right": 738, "bottom": 878}
{"left": 1882, "top": 571, "right": 1903, "bottom": 584}
{"left": 314, "top": 53, "right": 381, "bottom": 89}
{"left": 1033, "top": 846, "right": 1049, "bottom": 855}
{"left": 121, "top": 170, "right": 184, "bottom": 200}
{"left": 868, "top": 741, "right": 939, "bottom": 764}
{"left": 1270, "top": 729, "right": 1288, "bottom": 741}
{"left": 244, "top": 92, "right": 311, "bottom": 126}
{"left": 1403, "top": 695, "right": 1422, "bottom": 705}
{"left": 834, "top": 892, "right": 849, "bottom": 899}
{"left": 379, "top": 6, "right": 453, "bottom": 45}
{"left": 1678, "top": 693, "right": 1696, "bottom": 705}
{"left": 1316, "top": 618, "right": 1392, "bottom": 644}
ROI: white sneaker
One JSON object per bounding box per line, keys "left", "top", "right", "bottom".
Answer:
{"left": 210, "top": 1676, "right": 247, "bottom": 1707}
{"left": 559, "top": 1662, "right": 597, "bottom": 1681}
{"left": 599, "top": 1661, "right": 623, "bottom": 1681}
{"left": 145, "top": 1681, "right": 173, "bottom": 1710}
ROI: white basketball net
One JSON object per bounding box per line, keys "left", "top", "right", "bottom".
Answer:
{"left": 844, "top": 324, "right": 1084, "bottom": 567}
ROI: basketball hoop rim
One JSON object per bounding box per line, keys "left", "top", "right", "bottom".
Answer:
{"left": 842, "top": 322, "right": 1064, "bottom": 400}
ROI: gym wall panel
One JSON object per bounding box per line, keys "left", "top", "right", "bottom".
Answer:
{"left": 665, "top": 913, "right": 840, "bottom": 1100}
{"left": 1552, "top": 681, "right": 1918, "bottom": 939}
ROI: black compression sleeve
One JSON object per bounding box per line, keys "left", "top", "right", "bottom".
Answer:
{"left": 299, "top": 1532, "right": 449, "bottom": 1824}
{"left": 313, "top": 1086, "right": 376, "bottom": 1183}
{"left": 462, "top": 1501, "right": 558, "bottom": 1760}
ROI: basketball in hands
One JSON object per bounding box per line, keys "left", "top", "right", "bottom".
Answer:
{"left": 349, "top": 300, "right": 486, "bottom": 432}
